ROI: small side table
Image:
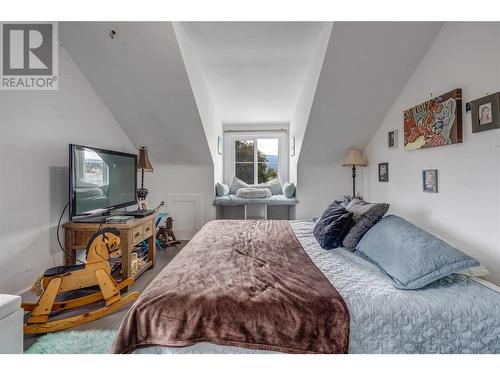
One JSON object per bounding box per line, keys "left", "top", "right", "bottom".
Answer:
{"left": 63, "top": 214, "right": 156, "bottom": 290}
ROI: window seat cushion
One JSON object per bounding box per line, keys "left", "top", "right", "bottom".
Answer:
{"left": 213, "top": 194, "right": 298, "bottom": 206}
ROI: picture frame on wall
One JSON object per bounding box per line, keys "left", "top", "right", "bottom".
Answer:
{"left": 471, "top": 92, "right": 500, "bottom": 133}
{"left": 387, "top": 129, "right": 398, "bottom": 149}
{"left": 422, "top": 169, "right": 438, "bottom": 193}
{"left": 404, "top": 89, "right": 462, "bottom": 150}
{"left": 378, "top": 162, "right": 389, "bottom": 182}
{"left": 217, "top": 135, "right": 223, "bottom": 155}
{"left": 290, "top": 137, "right": 295, "bottom": 156}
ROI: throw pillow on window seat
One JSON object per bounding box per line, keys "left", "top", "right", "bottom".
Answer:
{"left": 282, "top": 182, "right": 296, "bottom": 198}
{"left": 229, "top": 177, "right": 250, "bottom": 194}
{"left": 230, "top": 176, "right": 283, "bottom": 195}
{"left": 236, "top": 188, "right": 272, "bottom": 199}
{"left": 256, "top": 178, "right": 282, "bottom": 195}
{"left": 215, "top": 182, "right": 230, "bottom": 197}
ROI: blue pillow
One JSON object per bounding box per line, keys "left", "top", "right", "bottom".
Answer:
{"left": 215, "top": 182, "right": 230, "bottom": 197}
{"left": 356, "top": 215, "right": 479, "bottom": 289}
{"left": 282, "top": 182, "right": 296, "bottom": 198}
{"left": 313, "top": 202, "right": 354, "bottom": 250}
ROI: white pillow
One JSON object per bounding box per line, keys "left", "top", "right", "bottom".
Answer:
{"left": 256, "top": 178, "right": 282, "bottom": 195}
{"left": 236, "top": 188, "right": 272, "bottom": 199}
{"left": 454, "top": 264, "right": 490, "bottom": 277}
{"left": 229, "top": 177, "right": 250, "bottom": 194}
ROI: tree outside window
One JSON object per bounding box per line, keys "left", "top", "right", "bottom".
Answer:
{"left": 235, "top": 138, "right": 279, "bottom": 184}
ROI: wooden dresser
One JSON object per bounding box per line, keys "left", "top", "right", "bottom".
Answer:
{"left": 63, "top": 214, "right": 156, "bottom": 289}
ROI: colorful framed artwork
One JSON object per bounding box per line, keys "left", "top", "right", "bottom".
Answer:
{"left": 471, "top": 92, "right": 500, "bottom": 133}
{"left": 378, "top": 162, "right": 389, "bottom": 182}
{"left": 422, "top": 169, "right": 438, "bottom": 193}
{"left": 404, "top": 89, "right": 462, "bottom": 150}
{"left": 217, "top": 135, "right": 223, "bottom": 155}
{"left": 387, "top": 129, "right": 398, "bottom": 149}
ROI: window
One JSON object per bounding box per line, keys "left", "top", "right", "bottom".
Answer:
{"left": 234, "top": 137, "right": 281, "bottom": 184}
{"left": 82, "top": 149, "right": 109, "bottom": 186}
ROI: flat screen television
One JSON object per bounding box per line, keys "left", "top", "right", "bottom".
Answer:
{"left": 69, "top": 144, "right": 137, "bottom": 220}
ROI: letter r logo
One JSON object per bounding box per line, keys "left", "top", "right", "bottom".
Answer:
{"left": 2, "top": 23, "right": 53, "bottom": 76}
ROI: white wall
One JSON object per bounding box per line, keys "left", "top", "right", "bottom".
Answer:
{"left": 142, "top": 163, "right": 215, "bottom": 240}
{"left": 0, "top": 47, "right": 135, "bottom": 294}
{"left": 61, "top": 22, "right": 217, "bottom": 232}
{"left": 364, "top": 22, "right": 500, "bottom": 285}
{"left": 289, "top": 23, "right": 332, "bottom": 184}
{"left": 295, "top": 22, "right": 442, "bottom": 220}
{"left": 173, "top": 22, "right": 223, "bottom": 184}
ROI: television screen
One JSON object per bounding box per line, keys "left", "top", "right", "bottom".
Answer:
{"left": 69, "top": 144, "right": 137, "bottom": 219}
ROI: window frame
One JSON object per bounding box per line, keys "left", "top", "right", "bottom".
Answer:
{"left": 225, "top": 131, "right": 288, "bottom": 185}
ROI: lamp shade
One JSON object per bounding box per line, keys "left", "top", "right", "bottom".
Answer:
{"left": 137, "top": 146, "right": 153, "bottom": 172}
{"left": 342, "top": 148, "right": 367, "bottom": 167}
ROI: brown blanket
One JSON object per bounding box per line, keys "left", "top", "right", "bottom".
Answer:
{"left": 112, "top": 220, "right": 349, "bottom": 354}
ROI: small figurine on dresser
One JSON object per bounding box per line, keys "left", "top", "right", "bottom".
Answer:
{"left": 157, "top": 217, "right": 181, "bottom": 248}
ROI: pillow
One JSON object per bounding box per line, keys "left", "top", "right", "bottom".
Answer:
{"left": 313, "top": 202, "right": 354, "bottom": 250}
{"left": 256, "top": 178, "right": 282, "bottom": 195}
{"left": 215, "top": 182, "right": 230, "bottom": 197}
{"left": 455, "top": 264, "right": 490, "bottom": 277}
{"left": 236, "top": 188, "right": 272, "bottom": 199}
{"left": 282, "top": 182, "right": 296, "bottom": 198}
{"left": 342, "top": 198, "right": 389, "bottom": 250}
{"left": 229, "top": 177, "right": 250, "bottom": 194}
{"left": 356, "top": 215, "right": 480, "bottom": 290}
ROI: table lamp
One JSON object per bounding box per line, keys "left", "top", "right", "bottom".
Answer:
{"left": 137, "top": 146, "right": 153, "bottom": 208}
{"left": 342, "top": 148, "right": 367, "bottom": 198}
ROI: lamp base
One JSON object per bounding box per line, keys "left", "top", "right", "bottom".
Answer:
{"left": 136, "top": 187, "right": 149, "bottom": 200}
{"left": 137, "top": 188, "right": 149, "bottom": 210}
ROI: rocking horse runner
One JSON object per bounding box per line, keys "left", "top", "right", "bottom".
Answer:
{"left": 22, "top": 227, "right": 139, "bottom": 334}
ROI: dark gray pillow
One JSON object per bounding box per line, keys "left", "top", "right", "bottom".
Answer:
{"left": 313, "top": 202, "right": 354, "bottom": 250}
{"left": 342, "top": 198, "right": 389, "bottom": 250}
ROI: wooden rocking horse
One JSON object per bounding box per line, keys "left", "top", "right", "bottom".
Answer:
{"left": 22, "top": 227, "right": 139, "bottom": 334}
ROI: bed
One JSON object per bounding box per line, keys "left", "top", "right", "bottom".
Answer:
{"left": 113, "top": 220, "right": 500, "bottom": 354}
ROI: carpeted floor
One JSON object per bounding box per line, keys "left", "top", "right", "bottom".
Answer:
{"left": 25, "top": 329, "right": 117, "bottom": 354}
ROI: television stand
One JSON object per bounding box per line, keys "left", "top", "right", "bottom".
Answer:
{"left": 63, "top": 212, "right": 157, "bottom": 290}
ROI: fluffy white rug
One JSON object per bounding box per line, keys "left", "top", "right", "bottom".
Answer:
{"left": 25, "top": 329, "right": 117, "bottom": 354}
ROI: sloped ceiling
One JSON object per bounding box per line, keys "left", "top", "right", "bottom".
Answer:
{"left": 60, "top": 22, "right": 211, "bottom": 165}
{"left": 178, "top": 22, "right": 327, "bottom": 125}
{"left": 60, "top": 21, "right": 443, "bottom": 172}
{"left": 299, "top": 22, "right": 444, "bottom": 165}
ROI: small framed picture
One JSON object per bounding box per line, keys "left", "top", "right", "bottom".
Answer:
{"left": 378, "top": 162, "right": 389, "bottom": 182}
{"left": 471, "top": 92, "right": 500, "bottom": 133}
{"left": 479, "top": 103, "right": 492, "bottom": 125}
{"left": 217, "top": 135, "right": 223, "bottom": 155}
{"left": 290, "top": 137, "right": 295, "bottom": 156}
{"left": 387, "top": 129, "right": 398, "bottom": 149}
{"left": 423, "top": 169, "right": 438, "bottom": 193}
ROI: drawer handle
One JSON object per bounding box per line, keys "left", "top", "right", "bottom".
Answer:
{"left": 134, "top": 231, "right": 141, "bottom": 238}
{"left": 145, "top": 226, "right": 151, "bottom": 232}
